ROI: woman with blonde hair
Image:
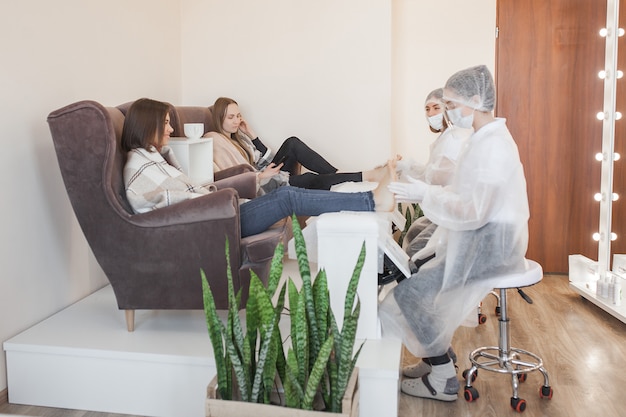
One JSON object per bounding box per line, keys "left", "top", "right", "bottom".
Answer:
{"left": 207, "top": 97, "right": 392, "bottom": 193}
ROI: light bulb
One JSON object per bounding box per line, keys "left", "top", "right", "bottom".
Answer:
{"left": 617, "top": 112, "right": 623, "bottom": 120}
{"left": 599, "top": 70, "right": 607, "bottom": 79}
{"left": 600, "top": 28, "right": 609, "bottom": 37}
{"left": 615, "top": 152, "right": 621, "bottom": 161}
{"left": 611, "top": 232, "right": 618, "bottom": 241}
{"left": 613, "top": 193, "right": 619, "bottom": 201}
{"left": 593, "top": 232, "right": 601, "bottom": 241}
{"left": 597, "top": 111, "right": 607, "bottom": 120}
{"left": 619, "top": 28, "right": 625, "bottom": 36}
{"left": 595, "top": 192, "right": 603, "bottom": 201}
{"left": 618, "top": 70, "right": 624, "bottom": 79}
{"left": 596, "top": 152, "right": 604, "bottom": 161}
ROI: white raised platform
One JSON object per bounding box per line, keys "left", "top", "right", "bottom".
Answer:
{"left": 4, "top": 259, "right": 401, "bottom": 417}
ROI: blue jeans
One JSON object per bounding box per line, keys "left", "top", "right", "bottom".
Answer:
{"left": 239, "top": 186, "right": 375, "bottom": 237}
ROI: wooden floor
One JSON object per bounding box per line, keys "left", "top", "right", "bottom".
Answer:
{"left": 1, "top": 274, "right": 626, "bottom": 417}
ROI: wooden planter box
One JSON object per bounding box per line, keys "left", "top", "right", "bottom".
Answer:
{"left": 206, "top": 369, "right": 359, "bottom": 417}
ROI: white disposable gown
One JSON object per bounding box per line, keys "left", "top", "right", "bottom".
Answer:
{"left": 400, "top": 126, "right": 472, "bottom": 256}
{"left": 379, "top": 117, "right": 530, "bottom": 358}
{"left": 400, "top": 125, "right": 472, "bottom": 187}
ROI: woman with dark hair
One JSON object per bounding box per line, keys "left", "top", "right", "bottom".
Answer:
{"left": 121, "top": 98, "right": 396, "bottom": 238}
{"left": 206, "top": 97, "right": 392, "bottom": 192}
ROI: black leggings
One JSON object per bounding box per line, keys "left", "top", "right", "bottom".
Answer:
{"left": 289, "top": 172, "right": 363, "bottom": 190}
{"left": 272, "top": 136, "right": 362, "bottom": 190}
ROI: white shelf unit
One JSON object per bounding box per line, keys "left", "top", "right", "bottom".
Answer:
{"left": 569, "top": 254, "right": 626, "bottom": 322}
{"left": 168, "top": 137, "right": 213, "bottom": 183}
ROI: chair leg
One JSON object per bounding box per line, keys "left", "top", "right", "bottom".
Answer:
{"left": 125, "top": 310, "right": 135, "bottom": 332}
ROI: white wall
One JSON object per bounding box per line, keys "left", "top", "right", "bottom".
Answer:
{"left": 180, "top": 0, "right": 392, "bottom": 171}
{"left": 0, "top": 0, "right": 182, "bottom": 390}
{"left": 180, "top": 0, "right": 495, "bottom": 171}
{"left": 0, "top": 0, "right": 495, "bottom": 393}
{"left": 392, "top": 0, "right": 497, "bottom": 164}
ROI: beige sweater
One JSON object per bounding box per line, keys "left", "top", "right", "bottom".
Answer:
{"left": 204, "top": 131, "right": 289, "bottom": 194}
{"left": 205, "top": 131, "right": 258, "bottom": 172}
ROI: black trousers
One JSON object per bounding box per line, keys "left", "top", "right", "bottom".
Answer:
{"left": 273, "top": 136, "right": 362, "bottom": 190}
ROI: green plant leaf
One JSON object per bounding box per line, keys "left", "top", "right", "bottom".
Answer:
{"left": 201, "top": 269, "right": 229, "bottom": 400}
{"left": 224, "top": 240, "right": 246, "bottom": 365}
{"left": 224, "top": 315, "right": 250, "bottom": 401}
{"left": 350, "top": 341, "right": 365, "bottom": 381}
{"left": 267, "top": 242, "right": 284, "bottom": 296}
{"left": 287, "top": 278, "right": 300, "bottom": 352}
{"left": 245, "top": 271, "right": 260, "bottom": 375}
{"left": 312, "top": 269, "right": 329, "bottom": 341}
{"left": 293, "top": 285, "right": 309, "bottom": 390}
{"left": 302, "top": 335, "right": 334, "bottom": 410}
{"left": 272, "top": 282, "right": 288, "bottom": 391}
{"left": 250, "top": 303, "right": 278, "bottom": 402}
{"left": 292, "top": 215, "right": 321, "bottom": 364}
{"left": 343, "top": 242, "right": 365, "bottom": 321}
{"left": 334, "top": 299, "right": 361, "bottom": 411}
{"left": 249, "top": 275, "right": 282, "bottom": 403}
{"left": 333, "top": 242, "right": 365, "bottom": 412}
{"left": 284, "top": 349, "right": 304, "bottom": 409}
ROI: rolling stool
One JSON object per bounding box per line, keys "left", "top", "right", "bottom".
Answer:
{"left": 477, "top": 290, "right": 501, "bottom": 324}
{"left": 463, "top": 260, "right": 553, "bottom": 413}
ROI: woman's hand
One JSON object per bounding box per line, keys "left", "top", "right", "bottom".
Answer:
{"left": 258, "top": 162, "right": 284, "bottom": 180}
{"left": 239, "top": 118, "right": 257, "bottom": 139}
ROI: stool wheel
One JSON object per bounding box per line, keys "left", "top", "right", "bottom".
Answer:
{"left": 517, "top": 372, "right": 527, "bottom": 383}
{"left": 464, "top": 386, "right": 479, "bottom": 402}
{"left": 540, "top": 385, "right": 553, "bottom": 399}
{"left": 510, "top": 397, "right": 527, "bottom": 412}
{"left": 478, "top": 313, "right": 487, "bottom": 325}
{"left": 463, "top": 368, "right": 478, "bottom": 383}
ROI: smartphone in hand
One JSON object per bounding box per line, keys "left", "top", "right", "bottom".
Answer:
{"left": 274, "top": 155, "right": 287, "bottom": 166}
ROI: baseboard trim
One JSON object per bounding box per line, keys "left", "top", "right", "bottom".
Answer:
{"left": 0, "top": 388, "right": 7, "bottom": 405}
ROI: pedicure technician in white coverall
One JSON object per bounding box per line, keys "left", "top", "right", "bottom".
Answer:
{"left": 381, "top": 65, "right": 530, "bottom": 402}
{"left": 396, "top": 87, "right": 472, "bottom": 259}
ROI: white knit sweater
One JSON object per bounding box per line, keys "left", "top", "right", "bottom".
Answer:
{"left": 123, "top": 146, "right": 215, "bottom": 213}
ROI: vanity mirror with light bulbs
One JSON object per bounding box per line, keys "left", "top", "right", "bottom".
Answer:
{"left": 569, "top": 0, "right": 626, "bottom": 322}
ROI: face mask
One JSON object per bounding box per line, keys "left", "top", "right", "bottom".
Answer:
{"left": 447, "top": 107, "right": 474, "bottom": 129}
{"left": 427, "top": 113, "right": 444, "bottom": 131}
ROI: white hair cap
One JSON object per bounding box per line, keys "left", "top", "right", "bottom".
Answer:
{"left": 424, "top": 88, "right": 444, "bottom": 106}
{"left": 443, "top": 65, "right": 495, "bottom": 111}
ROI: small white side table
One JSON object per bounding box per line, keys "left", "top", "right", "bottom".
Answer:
{"left": 168, "top": 137, "right": 214, "bottom": 183}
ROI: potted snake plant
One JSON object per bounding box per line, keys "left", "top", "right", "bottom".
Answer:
{"left": 201, "top": 214, "right": 363, "bottom": 416}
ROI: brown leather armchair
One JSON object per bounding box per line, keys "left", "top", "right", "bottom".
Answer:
{"left": 47, "top": 100, "right": 288, "bottom": 331}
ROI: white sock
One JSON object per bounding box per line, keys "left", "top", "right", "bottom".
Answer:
{"left": 428, "top": 361, "right": 459, "bottom": 394}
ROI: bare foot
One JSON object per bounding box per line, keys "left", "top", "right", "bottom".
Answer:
{"left": 363, "top": 163, "right": 388, "bottom": 183}
{"left": 372, "top": 160, "right": 397, "bottom": 212}
{"left": 363, "top": 155, "right": 401, "bottom": 182}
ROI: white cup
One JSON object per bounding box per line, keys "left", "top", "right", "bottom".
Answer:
{"left": 184, "top": 123, "right": 204, "bottom": 139}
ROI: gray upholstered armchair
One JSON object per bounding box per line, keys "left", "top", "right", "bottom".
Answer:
{"left": 47, "top": 100, "right": 288, "bottom": 331}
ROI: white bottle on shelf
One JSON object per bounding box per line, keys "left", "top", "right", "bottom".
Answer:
{"left": 614, "top": 279, "right": 622, "bottom": 306}
{"left": 597, "top": 275, "right": 604, "bottom": 298}
{"left": 602, "top": 277, "right": 610, "bottom": 299}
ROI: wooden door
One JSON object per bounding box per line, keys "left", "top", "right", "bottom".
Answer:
{"left": 495, "top": 0, "right": 626, "bottom": 273}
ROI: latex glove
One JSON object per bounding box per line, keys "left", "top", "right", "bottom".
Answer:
{"left": 388, "top": 176, "right": 428, "bottom": 203}
{"left": 394, "top": 158, "right": 412, "bottom": 174}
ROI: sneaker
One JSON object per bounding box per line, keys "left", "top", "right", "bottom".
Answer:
{"left": 401, "top": 375, "right": 459, "bottom": 402}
